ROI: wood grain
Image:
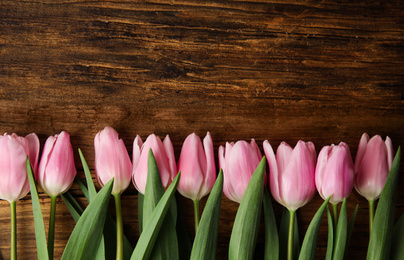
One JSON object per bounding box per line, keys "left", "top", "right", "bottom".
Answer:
{"left": 0, "top": 0, "right": 403, "bottom": 259}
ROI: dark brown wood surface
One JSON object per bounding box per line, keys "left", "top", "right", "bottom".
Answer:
{"left": 0, "top": 0, "right": 403, "bottom": 259}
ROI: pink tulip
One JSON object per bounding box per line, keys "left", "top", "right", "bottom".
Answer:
{"left": 0, "top": 133, "right": 40, "bottom": 202}
{"left": 177, "top": 133, "right": 216, "bottom": 200}
{"left": 218, "top": 139, "right": 262, "bottom": 203}
{"left": 264, "top": 140, "right": 316, "bottom": 211}
{"left": 38, "top": 131, "right": 76, "bottom": 197}
{"left": 94, "top": 126, "right": 133, "bottom": 195}
{"left": 132, "top": 134, "right": 177, "bottom": 194}
{"left": 354, "top": 133, "right": 393, "bottom": 201}
{"left": 315, "top": 142, "right": 354, "bottom": 204}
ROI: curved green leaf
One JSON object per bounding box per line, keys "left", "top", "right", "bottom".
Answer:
{"left": 367, "top": 147, "right": 401, "bottom": 260}
{"left": 229, "top": 157, "right": 266, "bottom": 260}
{"left": 325, "top": 206, "right": 333, "bottom": 260}
{"left": 190, "top": 170, "right": 223, "bottom": 260}
{"left": 391, "top": 213, "right": 404, "bottom": 260}
{"left": 27, "top": 158, "right": 50, "bottom": 260}
{"left": 263, "top": 187, "right": 279, "bottom": 260}
{"left": 299, "top": 196, "right": 330, "bottom": 260}
{"left": 61, "top": 179, "right": 113, "bottom": 260}
{"left": 131, "top": 172, "right": 180, "bottom": 260}
{"left": 332, "top": 198, "right": 347, "bottom": 260}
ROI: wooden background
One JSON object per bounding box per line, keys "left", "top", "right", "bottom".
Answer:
{"left": 0, "top": 0, "right": 403, "bottom": 259}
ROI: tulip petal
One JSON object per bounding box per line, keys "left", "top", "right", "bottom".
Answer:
{"left": 354, "top": 133, "right": 369, "bottom": 173}
{"left": 263, "top": 140, "right": 281, "bottom": 206}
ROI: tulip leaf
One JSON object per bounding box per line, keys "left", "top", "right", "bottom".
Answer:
{"left": 26, "top": 158, "right": 50, "bottom": 260}
{"left": 175, "top": 193, "right": 192, "bottom": 260}
{"left": 325, "top": 206, "right": 333, "bottom": 260}
{"left": 142, "top": 148, "right": 178, "bottom": 259}
{"left": 61, "top": 179, "right": 113, "bottom": 260}
{"left": 131, "top": 172, "right": 180, "bottom": 260}
{"left": 332, "top": 198, "right": 347, "bottom": 260}
{"left": 190, "top": 170, "right": 223, "bottom": 260}
{"left": 61, "top": 192, "right": 83, "bottom": 222}
{"left": 367, "top": 147, "right": 401, "bottom": 260}
{"left": 298, "top": 196, "right": 330, "bottom": 260}
{"left": 228, "top": 157, "right": 266, "bottom": 260}
{"left": 280, "top": 207, "right": 300, "bottom": 260}
{"left": 78, "top": 148, "right": 97, "bottom": 201}
{"left": 391, "top": 213, "right": 404, "bottom": 260}
{"left": 263, "top": 187, "right": 279, "bottom": 260}
{"left": 345, "top": 204, "right": 358, "bottom": 258}
{"left": 74, "top": 178, "right": 90, "bottom": 201}
{"left": 138, "top": 192, "right": 144, "bottom": 234}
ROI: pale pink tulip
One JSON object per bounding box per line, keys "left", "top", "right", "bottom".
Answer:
{"left": 132, "top": 134, "right": 177, "bottom": 194}
{"left": 264, "top": 140, "right": 316, "bottom": 211}
{"left": 315, "top": 142, "right": 354, "bottom": 204}
{"left": 218, "top": 139, "right": 262, "bottom": 203}
{"left": 94, "top": 126, "right": 133, "bottom": 195}
{"left": 354, "top": 133, "right": 393, "bottom": 201}
{"left": 177, "top": 133, "right": 216, "bottom": 200}
{"left": 0, "top": 133, "right": 40, "bottom": 202}
{"left": 38, "top": 131, "right": 76, "bottom": 197}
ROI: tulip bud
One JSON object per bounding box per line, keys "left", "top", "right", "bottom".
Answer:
{"left": 132, "top": 134, "right": 177, "bottom": 194}
{"left": 0, "top": 133, "right": 40, "bottom": 202}
{"left": 177, "top": 133, "right": 216, "bottom": 200}
{"left": 264, "top": 140, "right": 316, "bottom": 211}
{"left": 38, "top": 131, "right": 76, "bottom": 197}
{"left": 94, "top": 126, "right": 133, "bottom": 195}
{"left": 354, "top": 133, "right": 393, "bottom": 201}
{"left": 218, "top": 139, "right": 262, "bottom": 203}
{"left": 315, "top": 142, "right": 354, "bottom": 204}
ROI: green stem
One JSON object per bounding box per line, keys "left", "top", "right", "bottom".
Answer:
{"left": 193, "top": 199, "right": 200, "bottom": 233}
{"left": 332, "top": 203, "right": 338, "bottom": 230}
{"left": 288, "top": 210, "right": 296, "bottom": 260}
{"left": 10, "top": 201, "right": 16, "bottom": 260}
{"left": 114, "top": 193, "right": 123, "bottom": 260}
{"left": 368, "top": 199, "right": 375, "bottom": 234}
{"left": 48, "top": 196, "right": 57, "bottom": 260}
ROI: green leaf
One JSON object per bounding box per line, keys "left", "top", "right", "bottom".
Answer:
{"left": 143, "top": 149, "right": 178, "bottom": 259}
{"left": 74, "top": 178, "right": 90, "bottom": 201}
{"left": 78, "top": 148, "right": 97, "bottom": 201}
{"left": 280, "top": 207, "right": 300, "bottom": 260}
{"left": 325, "top": 206, "right": 333, "bottom": 260}
{"left": 175, "top": 193, "right": 192, "bottom": 260}
{"left": 263, "top": 187, "right": 279, "bottom": 260}
{"left": 26, "top": 158, "right": 50, "bottom": 260}
{"left": 61, "top": 192, "right": 83, "bottom": 222}
{"left": 138, "top": 192, "right": 144, "bottom": 234}
{"left": 391, "top": 213, "right": 404, "bottom": 260}
{"left": 367, "top": 147, "right": 401, "bottom": 260}
{"left": 345, "top": 204, "right": 358, "bottom": 258}
{"left": 61, "top": 179, "right": 113, "bottom": 260}
{"left": 298, "top": 196, "right": 330, "bottom": 260}
{"left": 332, "top": 198, "right": 347, "bottom": 260}
{"left": 228, "top": 157, "right": 266, "bottom": 260}
{"left": 130, "top": 172, "right": 181, "bottom": 260}
{"left": 190, "top": 170, "right": 223, "bottom": 260}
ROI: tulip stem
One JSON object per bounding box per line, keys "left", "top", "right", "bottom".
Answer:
{"left": 288, "top": 210, "right": 296, "bottom": 260}
{"left": 114, "top": 193, "right": 124, "bottom": 260}
{"left": 193, "top": 199, "right": 200, "bottom": 233}
{"left": 332, "top": 203, "right": 338, "bottom": 230}
{"left": 368, "top": 199, "right": 375, "bottom": 234}
{"left": 48, "top": 195, "right": 57, "bottom": 260}
{"left": 10, "top": 201, "right": 17, "bottom": 260}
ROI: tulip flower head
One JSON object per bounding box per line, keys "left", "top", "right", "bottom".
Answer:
{"left": 177, "top": 133, "right": 216, "bottom": 200}
{"left": 94, "top": 126, "right": 133, "bottom": 195}
{"left": 354, "top": 133, "right": 393, "bottom": 201}
{"left": 132, "top": 134, "right": 177, "bottom": 194}
{"left": 264, "top": 140, "right": 316, "bottom": 211}
{"left": 218, "top": 139, "right": 262, "bottom": 203}
{"left": 315, "top": 142, "right": 354, "bottom": 204}
{"left": 38, "top": 131, "right": 76, "bottom": 197}
{"left": 0, "top": 133, "right": 40, "bottom": 202}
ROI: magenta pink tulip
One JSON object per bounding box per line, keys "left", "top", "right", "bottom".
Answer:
{"left": 177, "top": 133, "right": 216, "bottom": 200}
{"left": 218, "top": 139, "right": 262, "bottom": 203}
{"left": 38, "top": 131, "right": 76, "bottom": 197}
{"left": 354, "top": 133, "right": 393, "bottom": 201}
{"left": 132, "top": 134, "right": 177, "bottom": 194}
{"left": 264, "top": 140, "right": 316, "bottom": 211}
{"left": 0, "top": 133, "right": 39, "bottom": 202}
{"left": 315, "top": 142, "right": 354, "bottom": 204}
{"left": 94, "top": 126, "right": 133, "bottom": 195}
